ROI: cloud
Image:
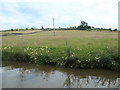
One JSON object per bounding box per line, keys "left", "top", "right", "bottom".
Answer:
{"left": 0, "top": 0, "right": 119, "bottom": 30}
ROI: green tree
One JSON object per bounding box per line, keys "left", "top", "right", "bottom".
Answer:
{"left": 41, "top": 26, "right": 44, "bottom": 30}
{"left": 77, "top": 21, "right": 91, "bottom": 30}
{"left": 11, "top": 29, "right": 14, "bottom": 31}
{"left": 31, "top": 28, "right": 34, "bottom": 30}
{"left": 113, "top": 28, "right": 117, "bottom": 31}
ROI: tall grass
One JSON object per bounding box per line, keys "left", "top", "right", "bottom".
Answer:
{"left": 1, "top": 46, "right": 119, "bottom": 71}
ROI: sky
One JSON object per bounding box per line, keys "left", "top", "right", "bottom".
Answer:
{"left": 0, "top": 0, "right": 119, "bottom": 30}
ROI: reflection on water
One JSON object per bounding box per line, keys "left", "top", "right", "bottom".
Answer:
{"left": 1, "top": 61, "right": 119, "bottom": 88}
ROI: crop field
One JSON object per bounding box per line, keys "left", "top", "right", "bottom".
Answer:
{"left": 1, "top": 30, "right": 119, "bottom": 71}
{"left": 2, "top": 30, "right": 118, "bottom": 47}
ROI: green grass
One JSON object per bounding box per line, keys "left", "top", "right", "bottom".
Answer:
{"left": 1, "top": 30, "right": 119, "bottom": 71}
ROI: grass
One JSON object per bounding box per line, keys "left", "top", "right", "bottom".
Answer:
{"left": 1, "top": 30, "right": 120, "bottom": 71}
{"left": 1, "top": 30, "right": 41, "bottom": 34}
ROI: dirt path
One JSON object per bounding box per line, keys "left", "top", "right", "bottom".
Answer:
{"left": 0, "top": 30, "right": 42, "bottom": 36}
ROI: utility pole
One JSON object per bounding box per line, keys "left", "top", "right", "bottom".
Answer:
{"left": 118, "top": 2, "right": 120, "bottom": 57}
{"left": 53, "top": 18, "right": 55, "bottom": 36}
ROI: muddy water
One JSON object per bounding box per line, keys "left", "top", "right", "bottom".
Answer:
{"left": 1, "top": 61, "right": 119, "bottom": 88}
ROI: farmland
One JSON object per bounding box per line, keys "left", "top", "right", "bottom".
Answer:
{"left": 1, "top": 30, "right": 119, "bottom": 71}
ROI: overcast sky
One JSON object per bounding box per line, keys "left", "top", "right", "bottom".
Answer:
{"left": 0, "top": 0, "right": 119, "bottom": 30}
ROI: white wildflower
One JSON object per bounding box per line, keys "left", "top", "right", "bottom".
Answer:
{"left": 34, "top": 58, "right": 37, "bottom": 60}
{"left": 71, "top": 54, "right": 74, "bottom": 57}
{"left": 95, "top": 57, "right": 101, "bottom": 60}
{"left": 65, "top": 57, "right": 68, "bottom": 60}
{"left": 46, "top": 46, "right": 48, "bottom": 49}
{"left": 4, "top": 47, "right": 7, "bottom": 50}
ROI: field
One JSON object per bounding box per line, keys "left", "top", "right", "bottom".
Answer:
{"left": 1, "top": 30, "right": 119, "bottom": 71}
{"left": 2, "top": 30, "right": 118, "bottom": 47}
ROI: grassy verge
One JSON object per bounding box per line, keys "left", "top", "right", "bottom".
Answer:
{"left": 1, "top": 46, "right": 119, "bottom": 71}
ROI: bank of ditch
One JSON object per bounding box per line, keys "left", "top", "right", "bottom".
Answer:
{"left": 1, "top": 46, "right": 120, "bottom": 72}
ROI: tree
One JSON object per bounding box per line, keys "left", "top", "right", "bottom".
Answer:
{"left": 11, "top": 29, "right": 14, "bottom": 31}
{"left": 31, "top": 28, "right": 34, "bottom": 30}
{"left": 113, "top": 29, "right": 117, "bottom": 31}
{"left": 77, "top": 21, "right": 91, "bottom": 30}
{"left": 109, "top": 28, "right": 112, "bottom": 32}
{"left": 41, "top": 26, "right": 44, "bottom": 30}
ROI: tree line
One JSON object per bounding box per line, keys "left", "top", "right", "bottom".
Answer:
{"left": 10, "top": 21, "right": 117, "bottom": 31}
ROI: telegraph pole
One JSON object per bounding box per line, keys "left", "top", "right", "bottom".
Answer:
{"left": 53, "top": 18, "right": 55, "bottom": 36}
{"left": 118, "top": 1, "right": 120, "bottom": 30}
